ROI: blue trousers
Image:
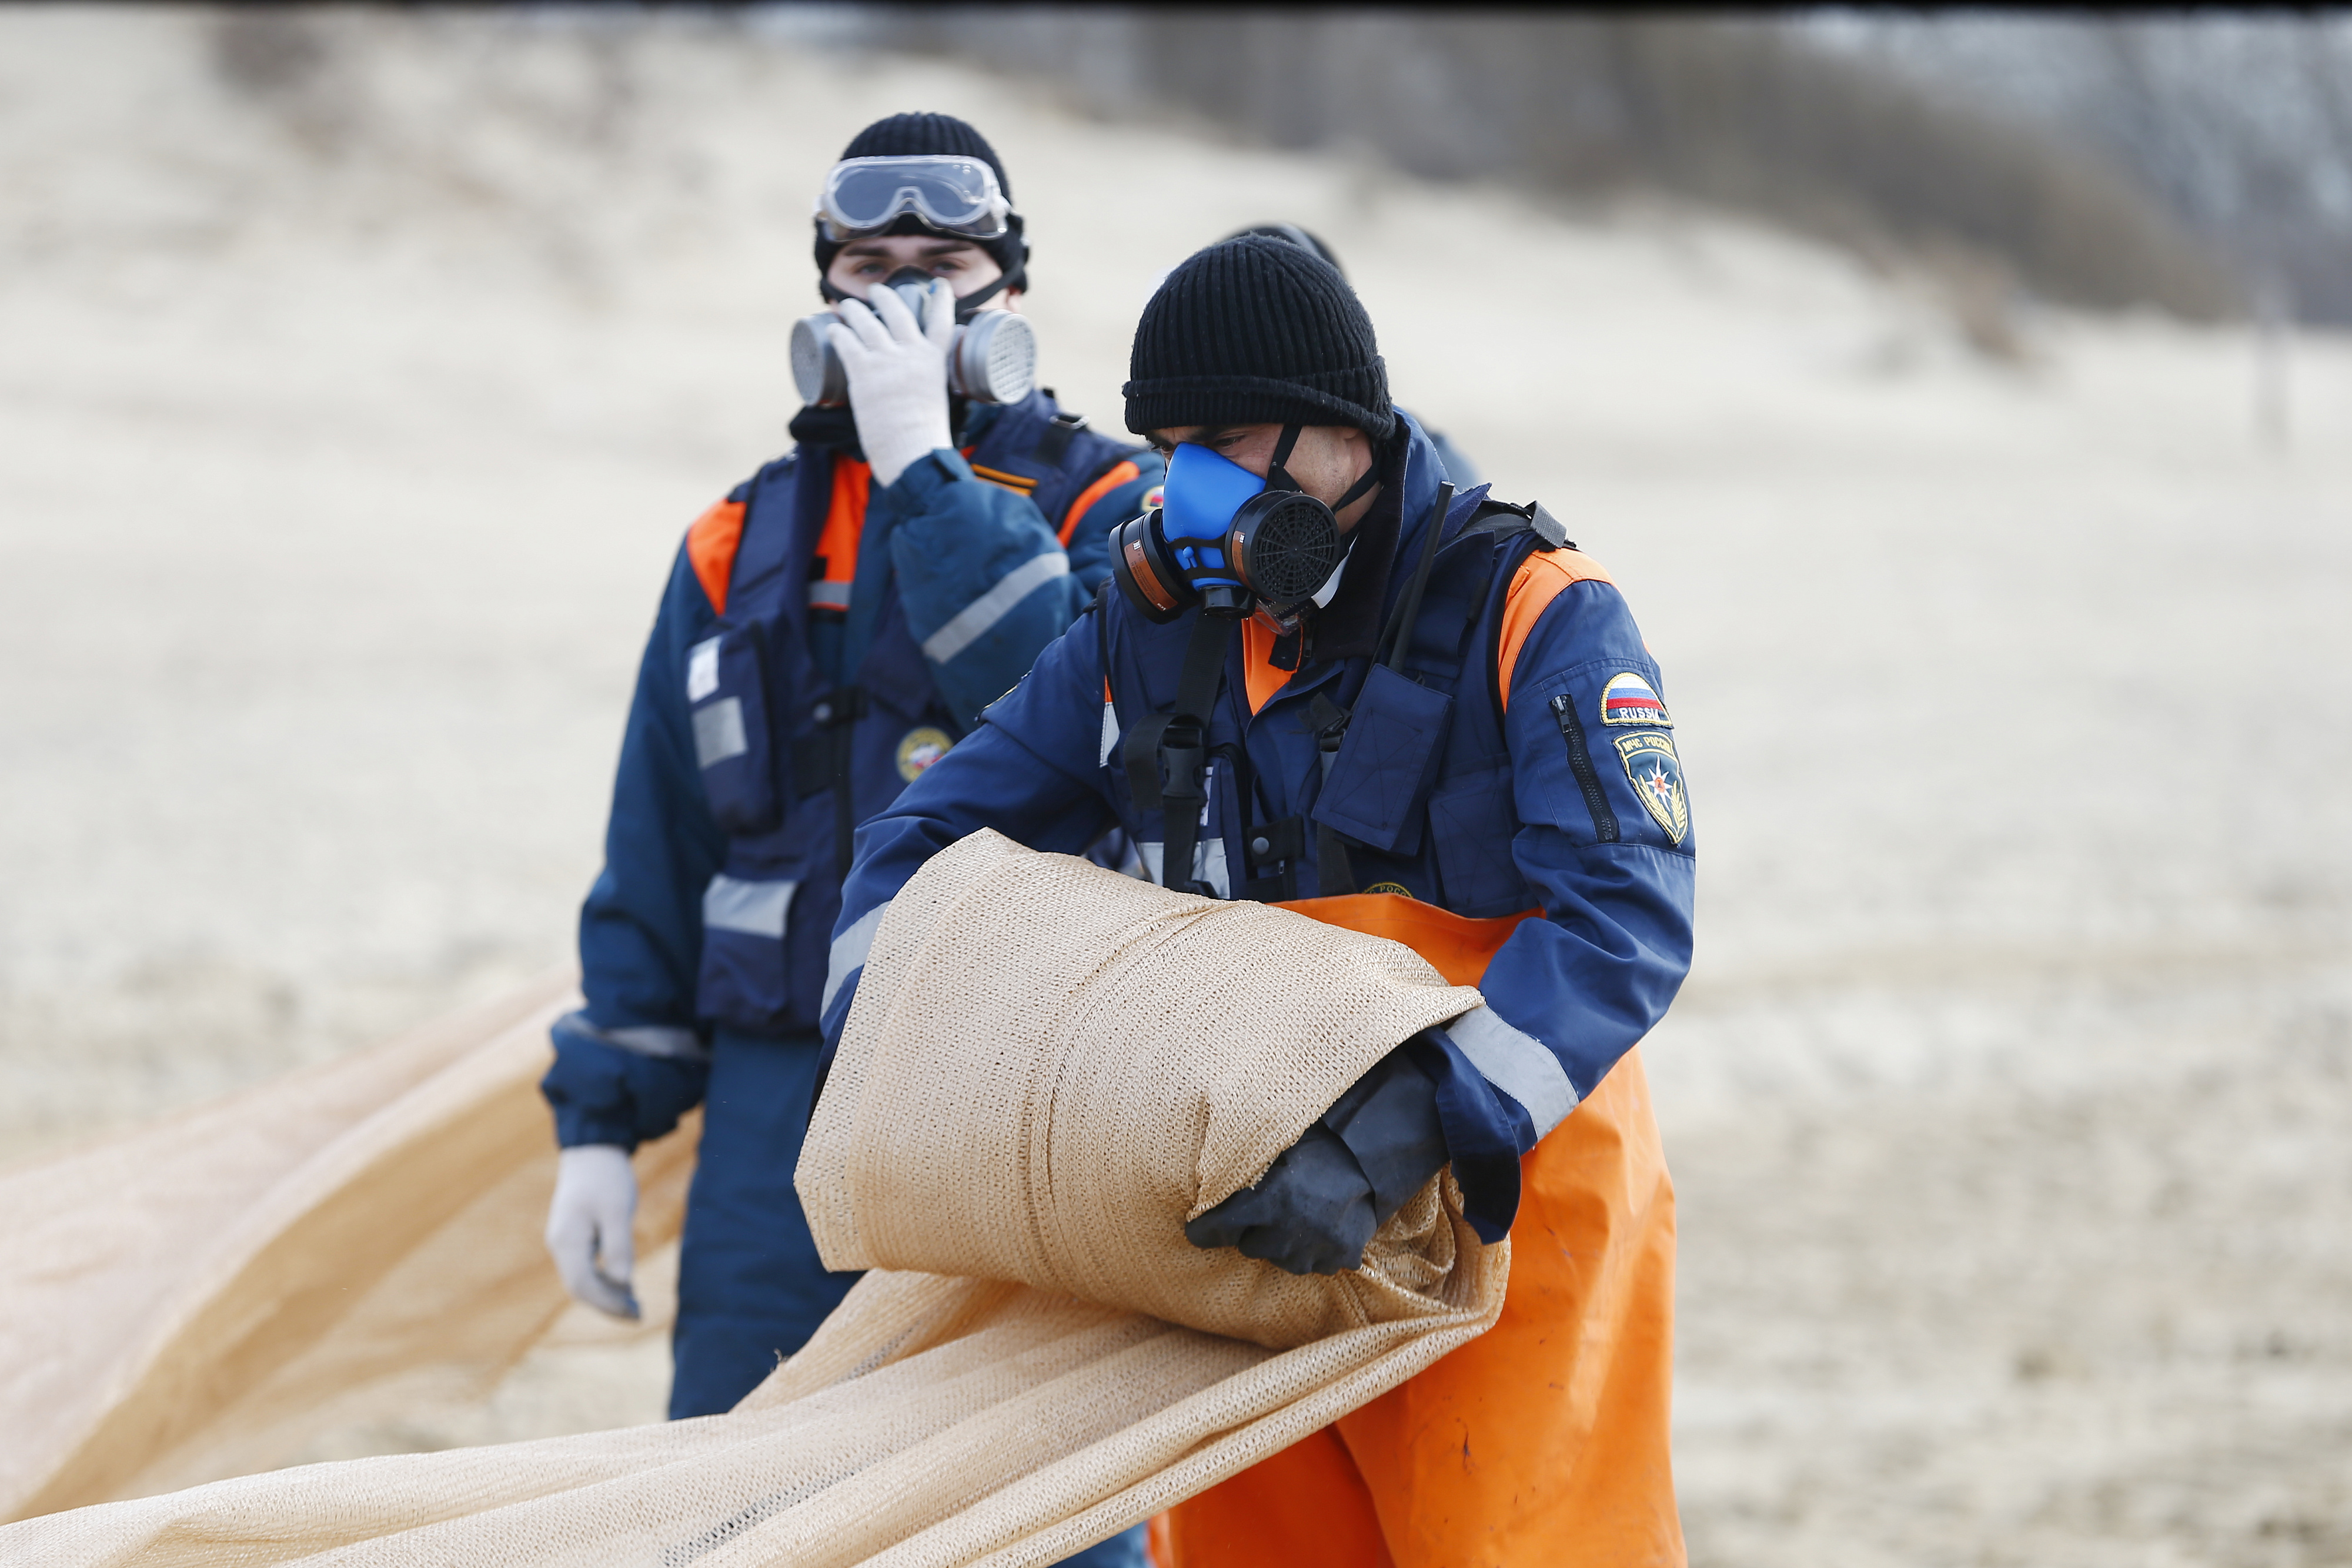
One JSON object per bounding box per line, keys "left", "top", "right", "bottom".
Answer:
{"left": 669, "top": 1032, "right": 1147, "bottom": 1568}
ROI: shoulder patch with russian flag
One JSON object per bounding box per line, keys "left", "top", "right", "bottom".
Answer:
{"left": 1601, "top": 670, "right": 1671, "bottom": 728}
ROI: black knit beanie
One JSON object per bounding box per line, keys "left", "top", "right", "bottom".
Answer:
{"left": 1124, "top": 236, "right": 1392, "bottom": 439}
{"left": 1222, "top": 222, "right": 1345, "bottom": 278}
{"left": 812, "top": 112, "right": 1028, "bottom": 296}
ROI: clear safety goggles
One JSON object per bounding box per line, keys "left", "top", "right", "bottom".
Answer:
{"left": 814, "top": 155, "right": 1012, "bottom": 242}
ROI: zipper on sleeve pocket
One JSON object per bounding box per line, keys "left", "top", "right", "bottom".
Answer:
{"left": 1549, "top": 692, "right": 1621, "bottom": 843}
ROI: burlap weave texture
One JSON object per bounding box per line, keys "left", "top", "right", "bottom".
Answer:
{"left": 2, "top": 830, "right": 1510, "bottom": 1566}
{"left": 800, "top": 830, "right": 1493, "bottom": 1349}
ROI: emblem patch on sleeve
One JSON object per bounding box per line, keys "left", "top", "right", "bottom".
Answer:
{"left": 1613, "top": 731, "right": 1689, "bottom": 845}
{"left": 1600, "top": 671, "right": 1671, "bottom": 727}
{"left": 896, "top": 726, "right": 954, "bottom": 782}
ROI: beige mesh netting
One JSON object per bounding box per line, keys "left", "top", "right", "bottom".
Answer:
{"left": 0, "top": 969, "right": 700, "bottom": 1523}
{"left": 2, "top": 830, "right": 1509, "bottom": 1566}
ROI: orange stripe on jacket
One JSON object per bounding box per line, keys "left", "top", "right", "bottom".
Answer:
{"left": 1059, "top": 459, "right": 1142, "bottom": 547}
{"left": 811, "top": 459, "right": 871, "bottom": 605}
{"left": 1230, "top": 548, "right": 1615, "bottom": 720}
{"left": 686, "top": 500, "right": 747, "bottom": 616}
{"left": 1496, "top": 548, "right": 1613, "bottom": 711}
{"left": 1164, "top": 893, "right": 1682, "bottom": 1568}
{"left": 968, "top": 461, "right": 1039, "bottom": 493}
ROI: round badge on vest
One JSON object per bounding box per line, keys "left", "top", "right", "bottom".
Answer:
{"left": 897, "top": 726, "right": 954, "bottom": 781}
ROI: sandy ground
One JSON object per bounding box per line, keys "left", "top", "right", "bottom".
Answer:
{"left": 2, "top": 10, "right": 2348, "bottom": 1563}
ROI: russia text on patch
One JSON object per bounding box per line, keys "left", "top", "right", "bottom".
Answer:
{"left": 1600, "top": 670, "right": 1671, "bottom": 727}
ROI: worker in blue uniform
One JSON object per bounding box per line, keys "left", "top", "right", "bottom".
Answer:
{"left": 537, "top": 111, "right": 1162, "bottom": 1541}
{"left": 820, "top": 236, "right": 1696, "bottom": 1565}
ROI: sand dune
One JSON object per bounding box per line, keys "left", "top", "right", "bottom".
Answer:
{"left": 1, "top": 10, "right": 2347, "bottom": 1563}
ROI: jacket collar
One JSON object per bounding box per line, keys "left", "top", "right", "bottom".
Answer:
{"left": 1302, "top": 412, "right": 1444, "bottom": 668}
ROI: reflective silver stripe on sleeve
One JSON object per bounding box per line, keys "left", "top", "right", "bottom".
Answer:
{"left": 686, "top": 636, "right": 721, "bottom": 703}
{"left": 1136, "top": 838, "right": 1232, "bottom": 900}
{"left": 1444, "top": 1005, "right": 1578, "bottom": 1138}
{"left": 821, "top": 900, "right": 891, "bottom": 1015}
{"left": 920, "top": 551, "right": 1071, "bottom": 664}
{"left": 691, "top": 697, "right": 748, "bottom": 768}
{"left": 556, "top": 1009, "right": 713, "bottom": 1064}
{"left": 807, "top": 580, "right": 851, "bottom": 611}
{"left": 605, "top": 1024, "right": 710, "bottom": 1062}
{"left": 702, "top": 874, "right": 797, "bottom": 938}
{"left": 1098, "top": 701, "right": 1118, "bottom": 767}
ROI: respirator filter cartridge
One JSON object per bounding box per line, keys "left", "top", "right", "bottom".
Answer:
{"left": 790, "top": 279, "right": 1037, "bottom": 408}
{"left": 1112, "top": 440, "right": 1344, "bottom": 623}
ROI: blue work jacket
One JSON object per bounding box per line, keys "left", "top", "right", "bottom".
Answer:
{"left": 544, "top": 393, "right": 1162, "bottom": 1149}
{"left": 823, "top": 415, "right": 1695, "bottom": 1238}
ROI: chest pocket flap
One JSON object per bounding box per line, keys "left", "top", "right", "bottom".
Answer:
{"left": 1311, "top": 664, "right": 1453, "bottom": 858}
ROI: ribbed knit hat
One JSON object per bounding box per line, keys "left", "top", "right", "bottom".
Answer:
{"left": 813, "top": 112, "right": 1028, "bottom": 294}
{"left": 1222, "top": 222, "right": 1345, "bottom": 277}
{"left": 1124, "top": 236, "right": 1392, "bottom": 439}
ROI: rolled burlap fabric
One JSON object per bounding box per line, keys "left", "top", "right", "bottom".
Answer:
{"left": 799, "top": 828, "right": 1492, "bottom": 1349}
{"left": 4, "top": 830, "right": 1509, "bottom": 1568}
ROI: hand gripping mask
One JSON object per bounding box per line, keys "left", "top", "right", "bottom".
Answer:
{"left": 1111, "top": 426, "right": 1372, "bottom": 622}
{"left": 790, "top": 268, "right": 1037, "bottom": 409}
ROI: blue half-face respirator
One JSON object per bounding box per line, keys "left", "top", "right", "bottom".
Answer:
{"left": 1111, "top": 425, "right": 1374, "bottom": 622}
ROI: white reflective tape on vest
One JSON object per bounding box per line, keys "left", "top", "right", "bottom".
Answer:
{"left": 691, "top": 697, "right": 748, "bottom": 769}
{"left": 807, "top": 579, "right": 851, "bottom": 611}
{"left": 1443, "top": 1005, "right": 1578, "bottom": 1138}
{"left": 604, "top": 1024, "right": 710, "bottom": 1062}
{"left": 1098, "top": 701, "right": 1118, "bottom": 768}
{"left": 821, "top": 899, "right": 891, "bottom": 1016}
{"left": 1136, "top": 838, "right": 1232, "bottom": 900}
{"left": 702, "top": 874, "right": 797, "bottom": 939}
{"left": 920, "top": 551, "right": 1070, "bottom": 664}
{"left": 686, "top": 636, "right": 721, "bottom": 703}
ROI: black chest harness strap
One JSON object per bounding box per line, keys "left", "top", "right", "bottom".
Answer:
{"left": 1121, "top": 610, "right": 1230, "bottom": 895}
{"left": 1307, "top": 690, "right": 1358, "bottom": 896}
{"left": 791, "top": 686, "right": 871, "bottom": 876}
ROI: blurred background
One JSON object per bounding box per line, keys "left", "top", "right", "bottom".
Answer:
{"left": 1, "top": 6, "right": 2346, "bottom": 1562}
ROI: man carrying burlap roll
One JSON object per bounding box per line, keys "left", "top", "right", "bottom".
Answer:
{"left": 821, "top": 235, "right": 1696, "bottom": 1567}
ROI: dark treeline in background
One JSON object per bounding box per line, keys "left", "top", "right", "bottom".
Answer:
{"left": 1815, "top": 13, "right": 2352, "bottom": 328}
{"left": 833, "top": 8, "right": 2351, "bottom": 329}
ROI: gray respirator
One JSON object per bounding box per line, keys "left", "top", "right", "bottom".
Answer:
{"left": 790, "top": 272, "right": 1038, "bottom": 408}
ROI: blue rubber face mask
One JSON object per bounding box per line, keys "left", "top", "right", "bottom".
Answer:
{"left": 1111, "top": 425, "right": 1366, "bottom": 622}
{"left": 1159, "top": 442, "right": 1268, "bottom": 600}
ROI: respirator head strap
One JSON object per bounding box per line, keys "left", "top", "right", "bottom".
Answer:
{"left": 1331, "top": 459, "right": 1382, "bottom": 514}
{"left": 1264, "top": 423, "right": 1305, "bottom": 493}
{"left": 817, "top": 267, "right": 1014, "bottom": 322}
{"left": 1267, "top": 423, "right": 1379, "bottom": 514}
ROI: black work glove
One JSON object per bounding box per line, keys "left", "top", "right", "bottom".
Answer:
{"left": 1185, "top": 1037, "right": 1452, "bottom": 1276}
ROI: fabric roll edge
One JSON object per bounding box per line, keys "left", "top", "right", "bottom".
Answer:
{"left": 796, "top": 828, "right": 1499, "bottom": 1349}
{"left": 0, "top": 830, "right": 1512, "bottom": 1568}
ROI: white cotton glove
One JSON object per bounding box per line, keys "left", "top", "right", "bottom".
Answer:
{"left": 544, "top": 1143, "right": 641, "bottom": 1319}
{"left": 828, "top": 278, "right": 956, "bottom": 489}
